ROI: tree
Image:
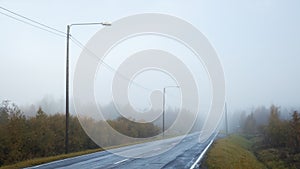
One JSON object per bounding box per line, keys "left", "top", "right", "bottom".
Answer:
{"left": 0, "top": 100, "right": 10, "bottom": 125}
{"left": 243, "top": 113, "right": 257, "bottom": 135}
{"left": 4, "top": 102, "right": 27, "bottom": 164}
{"left": 0, "top": 101, "right": 161, "bottom": 166}
{"left": 108, "top": 117, "right": 160, "bottom": 138}
{"left": 289, "top": 111, "right": 300, "bottom": 153}
{"left": 36, "top": 107, "right": 47, "bottom": 119}
{"left": 264, "top": 105, "right": 288, "bottom": 147}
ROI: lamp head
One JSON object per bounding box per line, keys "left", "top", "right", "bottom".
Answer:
{"left": 101, "top": 22, "right": 112, "bottom": 26}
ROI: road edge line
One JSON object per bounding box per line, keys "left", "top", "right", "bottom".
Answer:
{"left": 189, "top": 132, "right": 218, "bottom": 169}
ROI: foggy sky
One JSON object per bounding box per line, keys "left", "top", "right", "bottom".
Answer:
{"left": 0, "top": 0, "right": 299, "bottom": 113}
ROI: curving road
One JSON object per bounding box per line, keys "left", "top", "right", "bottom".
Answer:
{"left": 27, "top": 133, "right": 213, "bottom": 169}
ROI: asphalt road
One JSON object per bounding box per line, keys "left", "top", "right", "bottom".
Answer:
{"left": 27, "top": 133, "right": 213, "bottom": 169}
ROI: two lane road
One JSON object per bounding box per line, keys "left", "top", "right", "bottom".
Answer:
{"left": 27, "top": 133, "right": 213, "bottom": 169}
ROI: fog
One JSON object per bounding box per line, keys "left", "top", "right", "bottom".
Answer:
{"left": 1, "top": 0, "right": 300, "bottom": 122}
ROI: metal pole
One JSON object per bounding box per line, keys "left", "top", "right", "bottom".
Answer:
{"left": 162, "top": 86, "right": 179, "bottom": 138}
{"left": 65, "top": 25, "right": 70, "bottom": 154}
{"left": 225, "top": 102, "right": 228, "bottom": 135}
{"left": 162, "top": 88, "right": 166, "bottom": 138}
{"left": 64, "top": 22, "right": 110, "bottom": 154}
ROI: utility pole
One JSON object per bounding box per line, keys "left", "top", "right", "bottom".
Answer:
{"left": 65, "top": 25, "right": 70, "bottom": 154}
{"left": 225, "top": 102, "right": 228, "bottom": 135}
{"left": 65, "top": 22, "right": 111, "bottom": 154}
{"left": 162, "top": 88, "right": 166, "bottom": 138}
{"left": 162, "top": 86, "right": 180, "bottom": 138}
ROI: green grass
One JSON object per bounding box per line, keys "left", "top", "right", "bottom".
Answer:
{"left": 204, "top": 135, "right": 266, "bottom": 169}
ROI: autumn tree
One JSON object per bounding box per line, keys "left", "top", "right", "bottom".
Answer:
{"left": 243, "top": 113, "right": 257, "bottom": 135}
{"left": 264, "top": 105, "right": 289, "bottom": 147}
{"left": 0, "top": 101, "right": 161, "bottom": 166}
{"left": 0, "top": 101, "right": 9, "bottom": 125}
{"left": 108, "top": 117, "right": 160, "bottom": 138}
{"left": 289, "top": 111, "right": 300, "bottom": 153}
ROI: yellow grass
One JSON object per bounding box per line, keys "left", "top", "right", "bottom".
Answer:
{"left": 0, "top": 148, "right": 103, "bottom": 169}
{"left": 205, "top": 135, "right": 266, "bottom": 169}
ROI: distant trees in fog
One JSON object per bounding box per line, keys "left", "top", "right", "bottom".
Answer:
{"left": 241, "top": 105, "right": 300, "bottom": 153}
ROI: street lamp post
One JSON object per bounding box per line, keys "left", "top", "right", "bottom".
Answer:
{"left": 225, "top": 102, "right": 228, "bottom": 135}
{"left": 65, "top": 22, "right": 111, "bottom": 154}
{"left": 162, "top": 86, "right": 180, "bottom": 138}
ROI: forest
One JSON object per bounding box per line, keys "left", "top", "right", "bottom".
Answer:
{"left": 241, "top": 105, "right": 300, "bottom": 168}
{"left": 0, "top": 100, "right": 160, "bottom": 166}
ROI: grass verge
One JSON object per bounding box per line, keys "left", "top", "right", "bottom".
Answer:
{"left": 203, "top": 135, "right": 266, "bottom": 169}
{"left": 0, "top": 148, "right": 103, "bottom": 169}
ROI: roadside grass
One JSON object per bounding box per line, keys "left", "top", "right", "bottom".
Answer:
{"left": 204, "top": 135, "right": 266, "bottom": 169}
{"left": 0, "top": 140, "right": 146, "bottom": 169}
{"left": 0, "top": 148, "right": 103, "bottom": 169}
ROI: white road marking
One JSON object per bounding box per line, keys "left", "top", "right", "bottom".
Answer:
{"left": 189, "top": 132, "right": 218, "bottom": 169}
{"left": 114, "top": 158, "right": 129, "bottom": 165}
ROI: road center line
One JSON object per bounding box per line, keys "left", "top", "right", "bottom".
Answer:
{"left": 114, "top": 158, "right": 129, "bottom": 165}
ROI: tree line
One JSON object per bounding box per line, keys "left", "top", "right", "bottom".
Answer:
{"left": 0, "top": 100, "right": 160, "bottom": 166}
{"left": 242, "top": 105, "right": 300, "bottom": 152}
{"left": 241, "top": 105, "right": 300, "bottom": 168}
